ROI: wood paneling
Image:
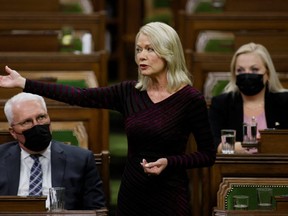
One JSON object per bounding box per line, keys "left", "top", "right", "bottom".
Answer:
{"left": 178, "top": 10, "right": 288, "bottom": 51}
{"left": 0, "top": 11, "right": 106, "bottom": 51}
{"left": 0, "top": 0, "right": 60, "bottom": 12}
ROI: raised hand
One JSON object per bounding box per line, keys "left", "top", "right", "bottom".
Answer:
{"left": 0, "top": 66, "right": 26, "bottom": 89}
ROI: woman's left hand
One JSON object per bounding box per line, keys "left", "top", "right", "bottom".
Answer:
{"left": 140, "top": 158, "right": 168, "bottom": 175}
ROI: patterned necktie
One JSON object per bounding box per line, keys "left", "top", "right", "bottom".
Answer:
{"left": 29, "top": 154, "right": 42, "bottom": 196}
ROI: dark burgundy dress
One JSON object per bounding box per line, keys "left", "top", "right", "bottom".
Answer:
{"left": 24, "top": 80, "right": 216, "bottom": 216}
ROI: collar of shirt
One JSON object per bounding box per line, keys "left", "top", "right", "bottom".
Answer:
{"left": 21, "top": 142, "right": 52, "bottom": 161}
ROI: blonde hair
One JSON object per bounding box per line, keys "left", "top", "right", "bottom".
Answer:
{"left": 224, "top": 42, "right": 286, "bottom": 93}
{"left": 135, "top": 22, "right": 192, "bottom": 92}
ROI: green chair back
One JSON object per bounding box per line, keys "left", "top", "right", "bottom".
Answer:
{"left": 52, "top": 130, "right": 80, "bottom": 147}
{"left": 225, "top": 185, "right": 288, "bottom": 210}
{"left": 57, "top": 80, "right": 87, "bottom": 88}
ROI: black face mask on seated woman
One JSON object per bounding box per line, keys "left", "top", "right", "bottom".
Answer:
{"left": 236, "top": 73, "right": 265, "bottom": 96}
{"left": 22, "top": 124, "right": 52, "bottom": 152}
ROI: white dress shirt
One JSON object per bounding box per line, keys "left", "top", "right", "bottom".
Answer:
{"left": 17, "top": 143, "right": 52, "bottom": 208}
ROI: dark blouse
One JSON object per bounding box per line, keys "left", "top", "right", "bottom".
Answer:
{"left": 209, "top": 90, "right": 288, "bottom": 148}
{"left": 24, "top": 80, "right": 215, "bottom": 215}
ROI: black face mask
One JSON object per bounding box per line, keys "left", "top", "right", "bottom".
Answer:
{"left": 236, "top": 73, "right": 265, "bottom": 96}
{"left": 22, "top": 124, "right": 52, "bottom": 152}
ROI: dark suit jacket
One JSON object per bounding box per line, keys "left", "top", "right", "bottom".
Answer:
{"left": 0, "top": 140, "right": 106, "bottom": 210}
{"left": 209, "top": 90, "right": 288, "bottom": 147}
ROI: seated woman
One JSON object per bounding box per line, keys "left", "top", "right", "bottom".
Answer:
{"left": 209, "top": 42, "right": 288, "bottom": 153}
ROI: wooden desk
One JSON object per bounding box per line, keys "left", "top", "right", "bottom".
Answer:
{"left": 0, "top": 11, "right": 106, "bottom": 51}
{"left": 0, "top": 0, "right": 60, "bottom": 12}
{"left": 0, "top": 209, "right": 108, "bottom": 216}
{"left": 192, "top": 154, "right": 288, "bottom": 216}
{"left": 259, "top": 130, "right": 288, "bottom": 154}
{"left": 233, "top": 32, "right": 288, "bottom": 54}
{"left": 275, "top": 196, "right": 288, "bottom": 211}
{"left": 213, "top": 208, "right": 288, "bottom": 216}
{"left": 0, "top": 51, "right": 108, "bottom": 86}
{"left": 178, "top": 10, "right": 288, "bottom": 51}
{"left": 224, "top": 0, "right": 288, "bottom": 12}
{"left": 0, "top": 196, "right": 46, "bottom": 212}
{"left": 0, "top": 196, "right": 108, "bottom": 215}
{"left": 0, "top": 31, "right": 59, "bottom": 52}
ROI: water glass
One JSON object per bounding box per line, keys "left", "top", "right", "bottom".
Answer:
{"left": 243, "top": 122, "right": 257, "bottom": 144}
{"left": 257, "top": 188, "right": 273, "bottom": 210}
{"left": 212, "top": 0, "right": 225, "bottom": 8}
{"left": 49, "top": 187, "right": 65, "bottom": 212}
{"left": 233, "top": 195, "right": 249, "bottom": 210}
{"left": 221, "top": 129, "right": 236, "bottom": 154}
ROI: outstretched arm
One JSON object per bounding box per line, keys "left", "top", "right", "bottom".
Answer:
{"left": 0, "top": 66, "right": 26, "bottom": 89}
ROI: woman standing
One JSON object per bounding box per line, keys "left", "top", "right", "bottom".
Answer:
{"left": 0, "top": 22, "right": 215, "bottom": 215}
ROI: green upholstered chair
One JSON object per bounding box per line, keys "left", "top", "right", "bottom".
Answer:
{"left": 204, "top": 72, "right": 230, "bottom": 102}
{"left": 196, "top": 30, "right": 235, "bottom": 53}
{"left": 0, "top": 70, "right": 98, "bottom": 100}
{"left": 202, "top": 38, "right": 234, "bottom": 53}
{"left": 22, "top": 70, "right": 98, "bottom": 88}
{"left": 143, "top": 0, "right": 173, "bottom": 25}
{"left": 194, "top": 0, "right": 223, "bottom": 13}
{"left": 51, "top": 121, "right": 88, "bottom": 148}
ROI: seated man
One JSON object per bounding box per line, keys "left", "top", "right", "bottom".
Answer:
{"left": 0, "top": 92, "right": 106, "bottom": 210}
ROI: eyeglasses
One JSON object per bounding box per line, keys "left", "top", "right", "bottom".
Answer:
{"left": 11, "top": 114, "right": 49, "bottom": 129}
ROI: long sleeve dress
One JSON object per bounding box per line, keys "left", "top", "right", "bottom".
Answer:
{"left": 24, "top": 80, "right": 216, "bottom": 216}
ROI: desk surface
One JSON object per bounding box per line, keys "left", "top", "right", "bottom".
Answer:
{"left": 216, "top": 153, "right": 288, "bottom": 161}
{"left": 0, "top": 209, "right": 108, "bottom": 216}
{"left": 214, "top": 208, "right": 288, "bottom": 216}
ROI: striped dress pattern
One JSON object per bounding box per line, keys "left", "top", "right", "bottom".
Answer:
{"left": 25, "top": 80, "right": 216, "bottom": 216}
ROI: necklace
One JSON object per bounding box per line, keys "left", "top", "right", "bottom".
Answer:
{"left": 244, "top": 102, "right": 264, "bottom": 111}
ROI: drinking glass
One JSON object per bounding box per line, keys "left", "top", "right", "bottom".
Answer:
{"left": 221, "top": 129, "right": 236, "bottom": 154}
{"left": 257, "top": 188, "right": 273, "bottom": 210}
{"left": 49, "top": 187, "right": 65, "bottom": 212}
{"left": 233, "top": 195, "right": 249, "bottom": 210}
